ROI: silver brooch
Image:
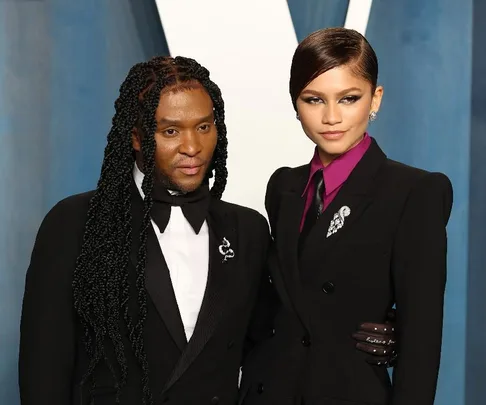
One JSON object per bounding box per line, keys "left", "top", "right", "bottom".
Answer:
{"left": 218, "top": 237, "right": 235, "bottom": 263}
{"left": 326, "top": 206, "right": 351, "bottom": 238}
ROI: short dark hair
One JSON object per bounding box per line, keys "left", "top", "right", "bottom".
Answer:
{"left": 289, "top": 27, "right": 378, "bottom": 110}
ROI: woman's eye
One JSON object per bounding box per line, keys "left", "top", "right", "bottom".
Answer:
{"left": 305, "top": 97, "right": 323, "bottom": 104}
{"left": 340, "top": 95, "right": 361, "bottom": 104}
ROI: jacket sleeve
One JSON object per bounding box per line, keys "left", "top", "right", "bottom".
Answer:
{"left": 390, "top": 172, "right": 453, "bottom": 405}
{"left": 19, "top": 201, "right": 78, "bottom": 405}
{"left": 243, "top": 168, "right": 288, "bottom": 358}
{"left": 242, "top": 209, "right": 275, "bottom": 353}
{"left": 265, "top": 167, "right": 289, "bottom": 237}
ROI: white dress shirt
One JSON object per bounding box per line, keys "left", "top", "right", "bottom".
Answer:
{"left": 133, "top": 164, "right": 209, "bottom": 341}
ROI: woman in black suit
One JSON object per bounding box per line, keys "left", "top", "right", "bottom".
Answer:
{"left": 240, "top": 28, "right": 453, "bottom": 405}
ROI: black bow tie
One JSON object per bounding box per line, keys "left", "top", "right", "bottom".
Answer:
{"left": 149, "top": 184, "right": 211, "bottom": 234}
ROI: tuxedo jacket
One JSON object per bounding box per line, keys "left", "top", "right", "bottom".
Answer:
{"left": 19, "top": 185, "right": 270, "bottom": 405}
{"left": 240, "top": 139, "right": 453, "bottom": 405}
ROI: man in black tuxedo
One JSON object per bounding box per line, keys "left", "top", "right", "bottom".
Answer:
{"left": 18, "top": 56, "right": 397, "bottom": 405}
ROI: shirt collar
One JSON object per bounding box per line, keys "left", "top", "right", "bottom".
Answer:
{"left": 133, "top": 163, "right": 181, "bottom": 197}
{"left": 133, "top": 163, "right": 145, "bottom": 197}
{"left": 301, "top": 133, "right": 371, "bottom": 197}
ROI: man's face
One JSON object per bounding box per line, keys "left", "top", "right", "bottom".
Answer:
{"left": 133, "top": 86, "right": 218, "bottom": 193}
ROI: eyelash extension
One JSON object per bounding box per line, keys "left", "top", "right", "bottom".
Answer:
{"left": 303, "top": 95, "right": 362, "bottom": 104}
{"left": 304, "top": 97, "right": 321, "bottom": 104}
{"left": 341, "top": 95, "right": 361, "bottom": 103}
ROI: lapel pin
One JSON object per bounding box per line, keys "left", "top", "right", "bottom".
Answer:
{"left": 218, "top": 237, "right": 235, "bottom": 263}
{"left": 326, "top": 206, "right": 351, "bottom": 238}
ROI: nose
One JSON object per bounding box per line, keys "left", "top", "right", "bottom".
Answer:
{"left": 179, "top": 131, "right": 203, "bottom": 157}
{"left": 322, "top": 104, "right": 342, "bottom": 126}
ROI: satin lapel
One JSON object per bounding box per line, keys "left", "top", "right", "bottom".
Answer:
{"left": 130, "top": 185, "right": 187, "bottom": 352}
{"left": 275, "top": 165, "right": 311, "bottom": 332}
{"left": 301, "top": 140, "right": 387, "bottom": 260}
{"left": 161, "top": 198, "right": 238, "bottom": 394}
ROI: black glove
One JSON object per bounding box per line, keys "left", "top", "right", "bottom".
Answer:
{"left": 352, "top": 309, "right": 398, "bottom": 367}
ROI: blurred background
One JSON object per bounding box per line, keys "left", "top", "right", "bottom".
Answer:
{"left": 1, "top": 0, "right": 485, "bottom": 404}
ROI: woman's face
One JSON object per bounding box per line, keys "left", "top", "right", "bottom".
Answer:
{"left": 296, "top": 65, "right": 383, "bottom": 166}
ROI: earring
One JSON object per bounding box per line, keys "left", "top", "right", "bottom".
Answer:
{"left": 296, "top": 113, "right": 300, "bottom": 120}
{"left": 369, "top": 111, "right": 377, "bottom": 122}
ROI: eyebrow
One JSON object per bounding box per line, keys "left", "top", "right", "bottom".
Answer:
{"left": 300, "top": 87, "right": 363, "bottom": 97}
{"left": 157, "top": 113, "right": 214, "bottom": 126}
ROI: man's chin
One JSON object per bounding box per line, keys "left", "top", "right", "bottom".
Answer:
{"left": 170, "top": 176, "right": 206, "bottom": 194}
{"left": 176, "top": 184, "right": 202, "bottom": 194}
{"left": 154, "top": 165, "right": 210, "bottom": 194}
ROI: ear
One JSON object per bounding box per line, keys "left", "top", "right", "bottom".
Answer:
{"left": 371, "top": 85, "right": 384, "bottom": 114}
{"left": 132, "top": 128, "right": 141, "bottom": 152}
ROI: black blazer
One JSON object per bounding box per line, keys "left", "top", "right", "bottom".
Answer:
{"left": 240, "top": 139, "right": 453, "bottom": 405}
{"left": 19, "top": 186, "right": 270, "bottom": 405}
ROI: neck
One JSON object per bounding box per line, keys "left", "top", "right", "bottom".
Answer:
{"left": 317, "top": 133, "right": 365, "bottom": 166}
{"left": 134, "top": 161, "right": 192, "bottom": 195}
{"left": 318, "top": 151, "right": 338, "bottom": 167}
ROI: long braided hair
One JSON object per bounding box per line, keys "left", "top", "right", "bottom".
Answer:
{"left": 72, "top": 56, "right": 228, "bottom": 404}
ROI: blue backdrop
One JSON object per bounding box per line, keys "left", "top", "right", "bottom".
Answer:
{"left": 1, "top": 1, "right": 484, "bottom": 404}
{"left": 0, "top": 1, "right": 168, "bottom": 403}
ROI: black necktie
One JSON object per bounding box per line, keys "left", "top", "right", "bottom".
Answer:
{"left": 149, "top": 183, "right": 211, "bottom": 234}
{"left": 300, "top": 169, "right": 325, "bottom": 248}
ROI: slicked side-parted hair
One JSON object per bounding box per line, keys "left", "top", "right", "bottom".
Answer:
{"left": 290, "top": 27, "right": 378, "bottom": 109}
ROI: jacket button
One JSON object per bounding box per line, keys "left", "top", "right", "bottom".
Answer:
{"left": 257, "top": 383, "right": 264, "bottom": 394}
{"left": 322, "top": 281, "right": 335, "bottom": 294}
{"left": 302, "top": 336, "right": 311, "bottom": 347}
{"left": 227, "top": 340, "right": 235, "bottom": 348}
{"left": 271, "top": 328, "right": 276, "bottom": 337}
{"left": 211, "top": 396, "right": 219, "bottom": 404}
{"left": 268, "top": 275, "right": 273, "bottom": 284}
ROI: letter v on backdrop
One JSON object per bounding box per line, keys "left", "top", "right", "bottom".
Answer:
{"left": 153, "top": 0, "right": 372, "bottom": 214}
